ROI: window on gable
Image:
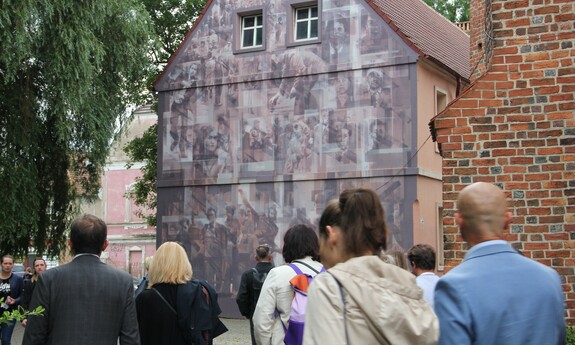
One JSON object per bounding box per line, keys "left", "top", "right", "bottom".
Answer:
{"left": 241, "top": 13, "right": 263, "bottom": 49}
{"left": 294, "top": 5, "right": 318, "bottom": 41}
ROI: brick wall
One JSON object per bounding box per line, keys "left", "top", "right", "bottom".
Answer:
{"left": 433, "top": 0, "right": 575, "bottom": 322}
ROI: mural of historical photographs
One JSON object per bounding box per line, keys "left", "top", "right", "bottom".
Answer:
{"left": 155, "top": 1, "right": 415, "bottom": 91}
{"left": 158, "top": 176, "right": 411, "bottom": 295}
{"left": 160, "top": 65, "right": 414, "bottom": 184}
{"left": 155, "top": 0, "right": 419, "bottom": 185}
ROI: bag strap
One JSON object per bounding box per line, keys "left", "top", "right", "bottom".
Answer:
{"left": 151, "top": 288, "right": 177, "bottom": 315}
{"left": 288, "top": 263, "right": 304, "bottom": 275}
{"left": 327, "top": 272, "right": 349, "bottom": 345}
{"left": 291, "top": 260, "right": 324, "bottom": 274}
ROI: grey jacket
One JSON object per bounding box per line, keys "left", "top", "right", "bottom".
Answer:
{"left": 23, "top": 254, "right": 139, "bottom": 345}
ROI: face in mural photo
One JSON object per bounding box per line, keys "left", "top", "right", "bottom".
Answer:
{"left": 366, "top": 69, "right": 391, "bottom": 110}
{"left": 367, "top": 69, "right": 385, "bottom": 90}
{"left": 187, "top": 63, "right": 199, "bottom": 79}
{"left": 332, "top": 20, "right": 346, "bottom": 40}
{"left": 369, "top": 119, "right": 392, "bottom": 150}
{"left": 361, "top": 15, "right": 386, "bottom": 54}
{"left": 337, "top": 126, "right": 351, "bottom": 151}
{"left": 335, "top": 75, "right": 353, "bottom": 108}
{"left": 204, "top": 128, "right": 219, "bottom": 155}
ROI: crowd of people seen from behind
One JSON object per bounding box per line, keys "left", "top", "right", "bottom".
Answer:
{"left": 0, "top": 182, "right": 563, "bottom": 345}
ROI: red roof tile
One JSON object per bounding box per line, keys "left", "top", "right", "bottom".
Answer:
{"left": 369, "top": 0, "right": 470, "bottom": 80}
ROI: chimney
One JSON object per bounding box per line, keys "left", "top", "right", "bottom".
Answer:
{"left": 468, "top": 0, "right": 492, "bottom": 83}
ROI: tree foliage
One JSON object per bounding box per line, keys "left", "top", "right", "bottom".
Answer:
{"left": 124, "top": 123, "right": 158, "bottom": 226}
{"left": 0, "top": 1, "right": 153, "bottom": 257}
{"left": 123, "top": 0, "right": 206, "bottom": 226}
{"left": 140, "top": 0, "right": 206, "bottom": 105}
{"left": 424, "top": 0, "right": 470, "bottom": 23}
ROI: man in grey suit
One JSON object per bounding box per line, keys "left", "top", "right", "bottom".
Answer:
{"left": 23, "top": 214, "right": 139, "bottom": 345}
{"left": 434, "top": 182, "right": 565, "bottom": 345}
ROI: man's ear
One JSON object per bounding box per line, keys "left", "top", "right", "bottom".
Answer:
{"left": 102, "top": 239, "right": 109, "bottom": 252}
{"left": 503, "top": 211, "right": 512, "bottom": 231}
{"left": 455, "top": 212, "right": 463, "bottom": 229}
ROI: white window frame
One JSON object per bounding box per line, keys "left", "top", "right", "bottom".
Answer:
{"left": 240, "top": 13, "right": 264, "bottom": 49}
{"left": 436, "top": 202, "right": 445, "bottom": 271}
{"left": 434, "top": 87, "right": 448, "bottom": 153}
{"left": 293, "top": 5, "right": 318, "bottom": 42}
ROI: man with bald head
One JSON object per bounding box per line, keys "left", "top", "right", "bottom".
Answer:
{"left": 434, "top": 182, "right": 565, "bottom": 345}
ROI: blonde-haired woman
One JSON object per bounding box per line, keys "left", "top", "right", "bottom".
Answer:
{"left": 136, "top": 242, "right": 227, "bottom": 345}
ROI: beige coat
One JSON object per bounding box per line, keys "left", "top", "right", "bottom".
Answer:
{"left": 303, "top": 256, "right": 439, "bottom": 345}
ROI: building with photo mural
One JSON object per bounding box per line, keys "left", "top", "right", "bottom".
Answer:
{"left": 154, "top": 0, "right": 469, "bottom": 316}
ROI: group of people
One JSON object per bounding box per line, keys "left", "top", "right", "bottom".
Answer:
{"left": 235, "top": 183, "right": 566, "bottom": 345}
{"left": 21, "top": 214, "right": 227, "bottom": 345}
{"left": 3, "top": 182, "right": 566, "bottom": 345}
{"left": 0, "top": 254, "right": 47, "bottom": 345}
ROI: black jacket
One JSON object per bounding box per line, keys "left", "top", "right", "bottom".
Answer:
{"left": 236, "top": 262, "right": 274, "bottom": 318}
{"left": 176, "top": 279, "right": 228, "bottom": 345}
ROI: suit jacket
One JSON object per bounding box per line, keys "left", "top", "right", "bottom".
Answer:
{"left": 23, "top": 254, "right": 139, "bottom": 345}
{"left": 434, "top": 241, "right": 565, "bottom": 345}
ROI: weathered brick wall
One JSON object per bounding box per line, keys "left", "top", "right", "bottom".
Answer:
{"left": 469, "top": 0, "right": 489, "bottom": 82}
{"left": 434, "top": 0, "right": 575, "bottom": 322}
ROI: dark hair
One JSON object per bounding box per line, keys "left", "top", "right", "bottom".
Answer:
{"left": 1, "top": 255, "right": 14, "bottom": 264}
{"left": 255, "top": 245, "right": 271, "bottom": 259}
{"left": 33, "top": 257, "right": 46, "bottom": 266}
{"left": 70, "top": 214, "right": 107, "bottom": 255}
{"left": 319, "top": 188, "right": 387, "bottom": 257}
{"left": 282, "top": 224, "right": 320, "bottom": 263}
{"left": 407, "top": 244, "right": 436, "bottom": 270}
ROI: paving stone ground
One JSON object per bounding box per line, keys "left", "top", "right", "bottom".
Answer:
{"left": 12, "top": 317, "right": 251, "bottom": 345}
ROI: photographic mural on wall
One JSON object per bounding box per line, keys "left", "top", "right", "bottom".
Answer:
{"left": 159, "top": 178, "right": 410, "bottom": 294}
{"left": 155, "top": 0, "right": 421, "bottom": 300}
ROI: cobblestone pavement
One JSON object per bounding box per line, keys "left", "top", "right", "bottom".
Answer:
{"left": 13, "top": 318, "right": 251, "bottom": 345}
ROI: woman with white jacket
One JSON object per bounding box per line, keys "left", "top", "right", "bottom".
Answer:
{"left": 253, "top": 224, "right": 323, "bottom": 345}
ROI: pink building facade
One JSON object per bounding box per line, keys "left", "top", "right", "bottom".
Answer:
{"left": 81, "top": 106, "right": 157, "bottom": 279}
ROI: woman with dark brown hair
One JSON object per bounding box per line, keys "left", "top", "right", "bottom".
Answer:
{"left": 303, "top": 188, "right": 438, "bottom": 345}
{"left": 252, "top": 224, "right": 323, "bottom": 345}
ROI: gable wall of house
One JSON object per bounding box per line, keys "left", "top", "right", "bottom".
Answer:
{"left": 154, "top": 0, "right": 465, "bottom": 316}
{"left": 434, "top": 0, "right": 575, "bottom": 321}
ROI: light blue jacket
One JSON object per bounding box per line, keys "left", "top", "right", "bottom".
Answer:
{"left": 435, "top": 241, "right": 565, "bottom": 345}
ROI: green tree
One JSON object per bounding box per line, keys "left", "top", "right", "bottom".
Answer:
{"left": 424, "top": 0, "right": 470, "bottom": 23}
{"left": 0, "top": 1, "right": 153, "bottom": 257}
{"left": 124, "top": 123, "right": 158, "bottom": 226}
{"left": 123, "top": 0, "right": 206, "bottom": 226}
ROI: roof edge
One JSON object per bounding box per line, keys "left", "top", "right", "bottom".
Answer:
{"left": 364, "top": 0, "right": 427, "bottom": 58}
{"left": 152, "top": 0, "right": 215, "bottom": 91}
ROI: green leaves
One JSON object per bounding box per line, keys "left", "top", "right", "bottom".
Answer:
{"left": 0, "top": 0, "right": 155, "bottom": 257}
{"left": 0, "top": 297, "right": 45, "bottom": 325}
{"left": 124, "top": 123, "right": 158, "bottom": 226}
{"left": 423, "top": 0, "right": 469, "bottom": 23}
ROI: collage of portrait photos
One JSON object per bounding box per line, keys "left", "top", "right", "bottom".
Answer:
{"left": 159, "top": 177, "right": 410, "bottom": 297}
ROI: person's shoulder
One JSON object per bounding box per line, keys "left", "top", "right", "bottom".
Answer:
{"left": 517, "top": 255, "right": 561, "bottom": 280}
{"left": 240, "top": 267, "right": 257, "bottom": 276}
